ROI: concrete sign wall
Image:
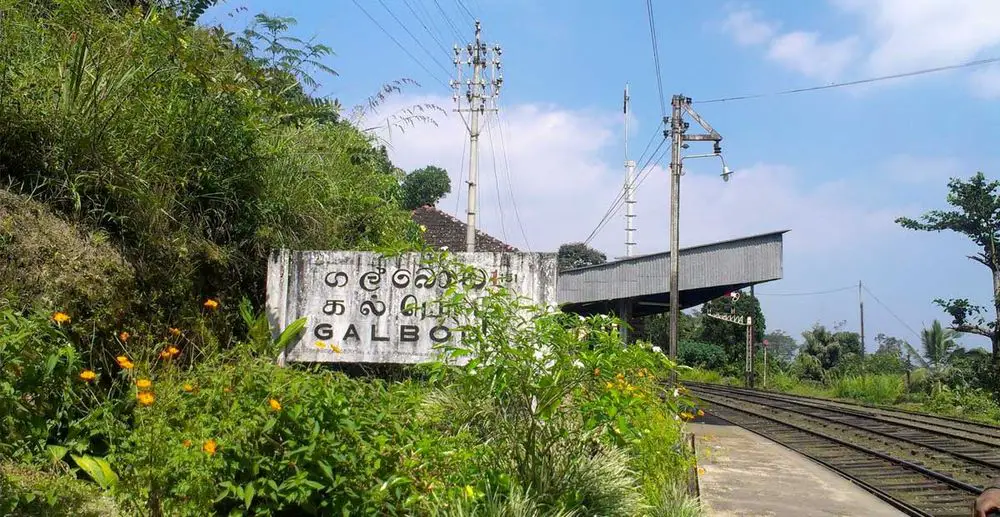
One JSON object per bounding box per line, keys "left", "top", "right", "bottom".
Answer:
{"left": 266, "top": 251, "right": 558, "bottom": 364}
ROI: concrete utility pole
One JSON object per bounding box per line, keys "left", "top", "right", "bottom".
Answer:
{"left": 859, "top": 280, "right": 866, "bottom": 356}
{"left": 624, "top": 84, "right": 637, "bottom": 257}
{"left": 668, "top": 95, "right": 725, "bottom": 370}
{"left": 452, "top": 21, "right": 502, "bottom": 252}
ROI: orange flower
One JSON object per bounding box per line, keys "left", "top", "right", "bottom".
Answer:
{"left": 160, "top": 349, "right": 172, "bottom": 359}
{"left": 136, "top": 379, "right": 152, "bottom": 389}
{"left": 51, "top": 312, "right": 71, "bottom": 325}
{"left": 269, "top": 398, "right": 281, "bottom": 411}
{"left": 116, "top": 356, "right": 134, "bottom": 369}
{"left": 593, "top": 368, "right": 600, "bottom": 377}
{"left": 203, "top": 299, "right": 219, "bottom": 311}
{"left": 182, "top": 439, "right": 192, "bottom": 448}
{"left": 79, "top": 369, "right": 97, "bottom": 382}
{"left": 118, "top": 331, "right": 130, "bottom": 342}
{"left": 203, "top": 439, "right": 217, "bottom": 456}
{"left": 167, "top": 346, "right": 180, "bottom": 356}
{"left": 169, "top": 327, "right": 182, "bottom": 337}
{"left": 137, "top": 392, "right": 155, "bottom": 406}
{"left": 182, "top": 383, "right": 194, "bottom": 393}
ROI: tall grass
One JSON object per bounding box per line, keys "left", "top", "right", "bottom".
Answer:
{"left": 832, "top": 374, "right": 905, "bottom": 405}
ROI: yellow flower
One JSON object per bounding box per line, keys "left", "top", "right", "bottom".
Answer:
{"left": 203, "top": 439, "right": 217, "bottom": 456}
{"left": 269, "top": 398, "right": 282, "bottom": 411}
{"left": 605, "top": 381, "right": 614, "bottom": 389}
{"left": 223, "top": 387, "right": 232, "bottom": 393}
{"left": 329, "top": 343, "right": 342, "bottom": 354}
{"left": 116, "top": 356, "right": 134, "bottom": 369}
{"left": 118, "top": 331, "right": 130, "bottom": 342}
{"left": 168, "top": 327, "right": 182, "bottom": 337}
{"left": 136, "top": 379, "right": 152, "bottom": 389}
{"left": 167, "top": 346, "right": 180, "bottom": 356}
{"left": 51, "top": 312, "right": 71, "bottom": 325}
{"left": 137, "top": 391, "right": 155, "bottom": 406}
{"left": 315, "top": 341, "right": 326, "bottom": 349}
{"left": 464, "top": 485, "right": 475, "bottom": 498}
{"left": 160, "top": 349, "right": 172, "bottom": 359}
{"left": 680, "top": 411, "right": 694, "bottom": 421}
{"left": 419, "top": 224, "right": 427, "bottom": 232}
{"left": 182, "top": 383, "right": 194, "bottom": 393}
{"left": 697, "top": 409, "right": 705, "bottom": 417}
{"left": 697, "top": 467, "right": 706, "bottom": 476}
{"left": 202, "top": 298, "right": 219, "bottom": 311}
{"left": 79, "top": 369, "right": 97, "bottom": 382}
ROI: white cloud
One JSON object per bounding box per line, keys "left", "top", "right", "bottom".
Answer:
{"left": 721, "top": 7, "right": 776, "bottom": 46}
{"left": 720, "top": 6, "right": 858, "bottom": 81}
{"left": 833, "top": 0, "right": 1000, "bottom": 75}
{"left": 368, "top": 95, "right": 908, "bottom": 259}
{"left": 969, "top": 65, "right": 1000, "bottom": 99}
{"left": 766, "top": 32, "right": 859, "bottom": 81}
{"left": 722, "top": 1, "right": 1000, "bottom": 95}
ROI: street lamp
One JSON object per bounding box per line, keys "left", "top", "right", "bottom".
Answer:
{"left": 680, "top": 152, "right": 733, "bottom": 181}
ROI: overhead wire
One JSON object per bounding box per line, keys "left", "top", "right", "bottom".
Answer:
{"left": 351, "top": 0, "right": 451, "bottom": 89}
{"left": 644, "top": 0, "right": 668, "bottom": 120}
{"left": 582, "top": 134, "right": 668, "bottom": 246}
{"left": 455, "top": 131, "right": 467, "bottom": 216}
{"left": 375, "top": 0, "right": 454, "bottom": 79}
{"left": 697, "top": 56, "right": 1000, "bottom": 104}
{"left": 432, "top": 0, "right": 465, "bottom": 42}
{"left": 496, "top": 102, "right": 533, "bottom": 251}
{"left": 453, "top": 0, "right": 476, "bottom": 22}
{"left": 861, "top": 284, "right": 923, "bottom": 341}
{"left": 484, "top": 113, "right": 509, "bottom": 242}
{"left": 755, "top": 285, "right": 856, "bottom": 297}
{"left": 400, "top": 0, "right": 453, "bottom": 59}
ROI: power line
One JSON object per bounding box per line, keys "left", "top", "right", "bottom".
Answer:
{"left": 484, "top": 113, "right": 508, "bottom": 242}
{"left": 756, "top": 285, "right": 856, "bottom": 297}
{"left": 376, "top": 0, "right": 454, "bottom": 78}
{"left": 582, "top": 136, "right": 668, "bottom": 246}
{"left": 644, "top": 0, "right": 668, "bottom": 120}
{"left": 698, "top": 56, "right": 1000, "bottom": 104}
{"left": 432, "top": 0, "right": 464, "bottom": 41}
{"left": 401, "top": 0, "right": 453, "bottom": 59}
{"left": 351, "top": 0, "right": 450, "bottom": 89}
{"left": 496, "top": 103, "right": 532, "bottom": 251}
{"left": 455, "top": 129, "right": 467, "bottom": 216}
{"left": 453, "top": 0, "right": 476, "bottom": 22}
{"left": 861, "top": 284, "right": 923, "bottom": 341}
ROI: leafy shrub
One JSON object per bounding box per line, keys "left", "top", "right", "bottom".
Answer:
{"left": 0, "top": 462, "right": 117, "bottom": 517}
{"left": 923, "top": 387, "right": 1000, "bottom": 424}
{"left": 832, "top": 374, "right": 905, "bottom": 405}
{"left": 678, "top": 340, "right": 727, "bottom": 370}
{"left": 0, "top": 310, "right": 87, "bottom": 460}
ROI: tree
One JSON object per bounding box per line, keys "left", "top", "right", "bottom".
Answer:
{"left": 763, "top": 330, "right": 798, "bottom": 363}
{"left": 699, "top": 292, "right": 765, "bottom": 365}
{"left": 557, "top": 243, "right": 606, "bottom": 272}
{"left": 799, "top": 324, "right": 861, "bottom": 371}
{"left": 637, "top": 311, "right": 703, "bottom": 350}
{"left": 921, "top": 320, "right": 959, "bottom": 372}
{"left": 874, "top": 333, "right": 905, "bottom": 359}
{"left": 896, "top": 172, "right": 1000, "bottom": 365}
{"left": 401, "top": 165, "right": 451, "bottom": 210}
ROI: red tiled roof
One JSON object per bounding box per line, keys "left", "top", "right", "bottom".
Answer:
{"left": 412, "top": 205, "right": 518, "bottom": 253}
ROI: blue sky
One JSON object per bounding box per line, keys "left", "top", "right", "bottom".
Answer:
{"left": 205, "top": 1, "right": 1000, "bottom": 352}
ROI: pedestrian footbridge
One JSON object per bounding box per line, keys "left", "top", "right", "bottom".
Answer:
{"left": 557, "top": 230, "right": 787, "bottom": 318}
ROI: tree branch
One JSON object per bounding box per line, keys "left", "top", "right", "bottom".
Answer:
{"left": 951, "top": 323, "right": 994, "bottom": 338}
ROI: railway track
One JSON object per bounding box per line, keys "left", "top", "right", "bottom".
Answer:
{"left": 687, "top": 382, "right": 997, "bottom": 517}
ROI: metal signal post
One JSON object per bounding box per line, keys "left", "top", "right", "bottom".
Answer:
{"left": 452, "top": 21, "right": 502, "bottom": 252}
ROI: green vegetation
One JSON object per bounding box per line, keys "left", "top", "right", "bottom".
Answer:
{"left": 0, "top": 1, "right": 700, "bottom": 515}
{"left": 556, "top": 242, "right": 607, "bottom": 272}
{"left": 402, "top": 165, "right": 452, "bottom": 210}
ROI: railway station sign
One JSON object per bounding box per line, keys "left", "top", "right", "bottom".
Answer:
{"left": 266, "top": 250, "right": 558, "bottom": 365}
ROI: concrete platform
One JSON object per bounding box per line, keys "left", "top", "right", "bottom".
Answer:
{"left": 690, "top": 417, "right": 905, "bottom": 517}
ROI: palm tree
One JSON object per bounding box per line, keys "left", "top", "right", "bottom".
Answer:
{"left": 921, "top": 320, "right": 958, "bottom": 372}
